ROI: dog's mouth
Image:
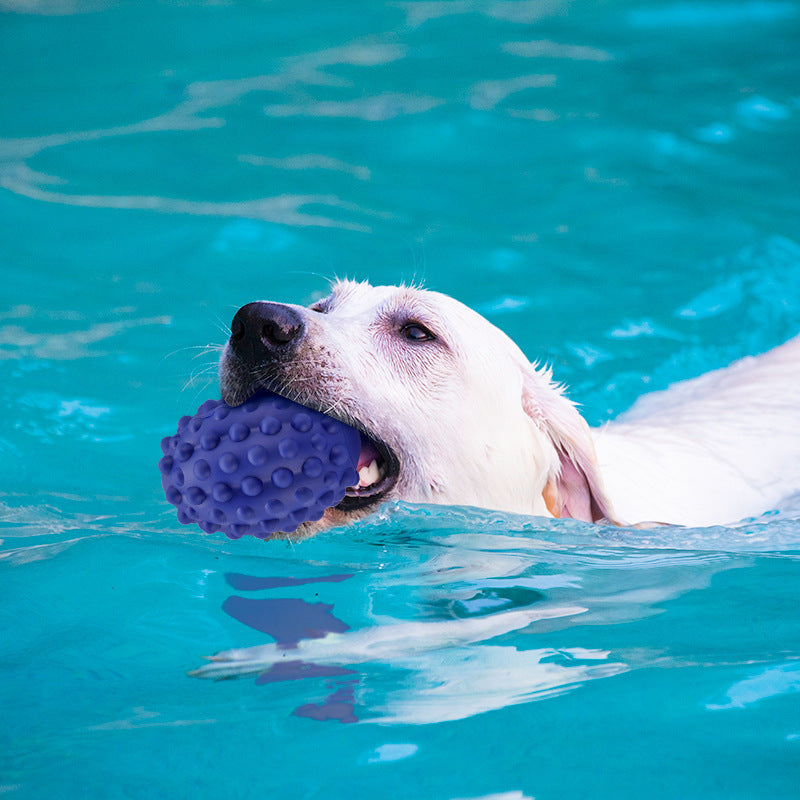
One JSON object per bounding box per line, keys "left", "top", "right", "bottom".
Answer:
{"left": 342, "top": 431, "right": 400, "bottom": 512}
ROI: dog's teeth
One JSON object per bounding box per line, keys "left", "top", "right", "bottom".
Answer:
{"left": 358, "top": 459, "right": 381, "bottom": 487}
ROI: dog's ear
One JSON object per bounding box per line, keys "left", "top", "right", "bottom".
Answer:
{"left": 521, "top": 364, "right": 618, "bottom": 525}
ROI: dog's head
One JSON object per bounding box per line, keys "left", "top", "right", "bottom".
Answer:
{"left": 219, "top": 280, "right": 616, "bottom": 538}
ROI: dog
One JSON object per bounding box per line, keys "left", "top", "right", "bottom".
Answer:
{"left": 219, "top": 279, "right": 800, "bottom": 536}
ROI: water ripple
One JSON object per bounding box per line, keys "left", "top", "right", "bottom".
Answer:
{"left": 503, "top": 39, "right": 615, "bottom": 62}
{"left": 0, "top": 315, "right": 170, "bottom": 361}
{"left": 0, "top": 178, "right": 380, "bottom": 231}
{"left": 263, "top": 93, "right": 444, "bottom": 121}
{"left": 0, "top": 40, "right": 411, "bottom": 230}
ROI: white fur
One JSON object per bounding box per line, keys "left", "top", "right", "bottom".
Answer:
{"left": 221, "top": 280, "right": 800, "bottom": 531}
{"left": 593, "top": 335, "right": 800, "bottom": 526}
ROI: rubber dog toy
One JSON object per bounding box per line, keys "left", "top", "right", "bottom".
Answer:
{"left": 159, "top": 391, "right": 360, "bottom": 539}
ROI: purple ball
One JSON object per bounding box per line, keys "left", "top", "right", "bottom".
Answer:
{"left": 159, "top": 390, "right": 361, "bottom": 539}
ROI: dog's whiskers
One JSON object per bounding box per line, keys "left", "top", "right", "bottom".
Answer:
{"left": 191, "top": 344, "right": 225, "bottom": 361}
{"left": 181, "top": 363, "right": 220, "bottom": 393}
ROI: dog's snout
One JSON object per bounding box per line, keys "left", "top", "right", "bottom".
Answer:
{"left": 229, "top": 301, "right": 303, "bottom": 364}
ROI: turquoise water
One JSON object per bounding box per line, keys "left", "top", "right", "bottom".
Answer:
{"left": 2, "top": 0, "right": 800, "bottom": 797}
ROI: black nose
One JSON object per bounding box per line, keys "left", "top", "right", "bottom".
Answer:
{"left": 229, "top": 302, "right": 304, "bottom": 365}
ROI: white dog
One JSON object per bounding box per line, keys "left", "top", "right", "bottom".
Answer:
{"left": 219, "top": 279, "right": 800, "bottom": 535}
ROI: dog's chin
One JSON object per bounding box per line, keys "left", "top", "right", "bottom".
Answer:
{"left": 271, "top": 504, "right": 380, "bottom": 541}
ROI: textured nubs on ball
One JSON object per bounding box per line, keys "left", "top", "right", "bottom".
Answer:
{"left": 159, "top": 391, "right": 361, "bottom": 539}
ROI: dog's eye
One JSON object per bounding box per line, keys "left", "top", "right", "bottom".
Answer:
{"left": 310, "top": 299, "right": 331, "bottom": 314}
{"left": 400, "top": 322, "right": 436, "bottom": 342}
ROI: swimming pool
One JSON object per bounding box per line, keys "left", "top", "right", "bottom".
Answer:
{"left": 2, "top": 0, "right": 800, "bottom": 797}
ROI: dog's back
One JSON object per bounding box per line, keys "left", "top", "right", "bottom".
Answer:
{"left": 593, "top": 335, "right": 800, "bottom": 527}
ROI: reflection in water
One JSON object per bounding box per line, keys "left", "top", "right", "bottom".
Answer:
{"left": 186, "top": 503, "right": 800, "bottom": 726}
{"left": 193, "top": 567, "right": 627, "bottom": 724}
{"left": 706, "top": 662, "right": 800, "bottom": 711}
{"left": 222, "top": 596, "right": 351, "bottom": 645}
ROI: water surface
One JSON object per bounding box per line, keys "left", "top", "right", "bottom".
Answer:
{"left": 2, "top": 1, "right": 800, "bottom": 798}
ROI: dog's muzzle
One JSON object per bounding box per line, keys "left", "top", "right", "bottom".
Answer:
{"left": 221, "top": 298, "right": 402, "bottom": 514}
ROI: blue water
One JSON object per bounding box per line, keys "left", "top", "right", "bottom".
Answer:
{"left": 2, "top": 1, "right": 800, "bottom": 797}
